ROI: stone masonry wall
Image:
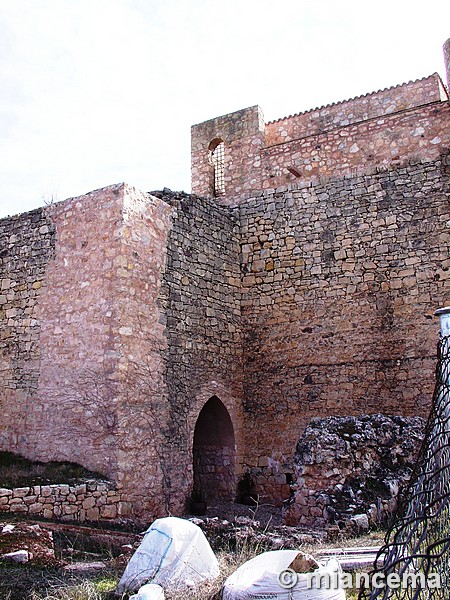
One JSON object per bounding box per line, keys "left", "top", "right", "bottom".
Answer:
{"left": 240, "top": 157, "right": 450, "bottom": 503}
{"left": 0, "top": 185, "right": 180, "bottom": 522}
{"left": 193, "top": 445, "right": 235, "bottom": 499}
{"left": 191, "top": 74, "right": 449, "bottom": 206}
{"left": 153, "top": 190, "right": 244, "bottom": 508}
{"left": 1, "top": 64, "right": 449, "bottom": 523}
{"left": 262, "top": 103, "right": 450, "bottom": 189}
{"left": 0, "top": 209, "right": 56, "bottom": 450}
{"left": 191, "top": 106, "right": 265, "bottom": 205}
{"left": 95, "top": 186, "right": 173, "bottom": 519}
{"left": 0, "top": 480, "right": 123, "bottom": 523}
{"left": 16, "top": 186, "right": 127, "bottom": 475}
{"left": 265, "top": 75, "right": 445, "bottom": 146}
{"left": 0, "top": 184, "right": 245, "bottom": 521}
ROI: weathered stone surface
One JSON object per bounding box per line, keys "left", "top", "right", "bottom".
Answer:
{"left": 0, "top": 207, "right": 56, "bottom": 406}
{"left": 100, "top": 504, "right": 117, "bottom": 519}
{"left": 351, "top": 514, "right": 370, "bottom": 533}
{"left": 152, "top": 189, "right": 244, "bottom": 511}
{"left": 192, "top": 74, "right": 449, "bottom": 204}
{"left": 284, "top": 414, "right": 425, "bottom": 528}
{"left": 240, "top": 157, "right": 449, "bottom": 504}
{"left": 0, "top": 481, "right": 118, "bottom": 523}
{"left": 0, "top": 522, "right": 59, "bottom": 566}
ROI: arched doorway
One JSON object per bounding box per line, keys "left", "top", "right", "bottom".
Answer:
{"left": 193, "top": 396, "right": 235, "bottom": 499}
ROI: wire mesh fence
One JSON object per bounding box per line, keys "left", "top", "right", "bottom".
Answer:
{"left": 359, "top": 331, "right": 450, "bottom": 599}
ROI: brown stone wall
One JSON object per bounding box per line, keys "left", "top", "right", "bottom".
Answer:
{"left": 105, "top": 186, "right": 173, "bottom": 518}
{"left": 262, "top": 103, "right": 450, "bottom": 189}
{"left": 1, "top": 68, "right": 449, "bottom": 523}
{"left": 0, "top": 208, "right": 56, "bottom": 449}
{"left": 154, "top": 190, "right": 244, "bottom": 509}
{"left": 0, "top": 185, "right": 176, "bottom": 521}
{"left": 0, "top": 184, "right": 245, "bottom": 521}
{"left": 265, "top": 75, "right": 445, "bottom": 146}
{"left": 193, "top": 445, "right": 235, "bottom": 499}
{"left": 240, "top": 157, "right": 450, "bottom": 503}
{"left": 31, "top": 186, "right": 126, "bottom": 475}
{"left": 191, "top": 76, "right": 449, "bottom": 207}
{"left": 191, "top": 106, "right": 265, "bottom": 204}
{"left": 0, "top": 480, "right": 123, "bottom": 523}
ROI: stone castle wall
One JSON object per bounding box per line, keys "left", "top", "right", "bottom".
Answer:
{"left": 191, "top": 74, "right": 450, "bottom": 205}
{"left": 191, "top": 106, "right": 265, "bottom": 205}
{"left": 154, "top": 190, "right": 244, "bottom": 507}
{"left": 240, "top": 157, "right": 450, "bottom": 503}
{"left": 1, "top": 53, "right": 449, "bottom": 523}
{"left": 0, "top": 185, "right": 246, "bottom": 520}
{"left": 0, "top": 185, "right": 174, "bottom": 520}
{"left": 265, "top": 75, "right": 445, "bottom": 146}
{"left": 262, "top": 103, "right": 450, "bottom": 188}
{"left": 0, "top": 209, "right": 56, "bottom": 449}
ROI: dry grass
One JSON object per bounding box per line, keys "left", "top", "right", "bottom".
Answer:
{"left": 0, "top": 527, "right": 382, "bottom": 599}
{"left": 0, "top": 565, "right": 119, "bottom": 600}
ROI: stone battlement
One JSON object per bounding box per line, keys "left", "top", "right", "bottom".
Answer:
{"left": 265, "top": 73, "right": 447, "bottom": 145}
{"left": 192, "top": 55, "right": 450, "bottom": 205}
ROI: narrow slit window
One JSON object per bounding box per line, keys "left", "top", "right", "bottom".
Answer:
{"left": 287, "top": 166, "right": 301, "bottom": 178}
{"left": 209, "top": 139, "right": 225, "bottom": 196}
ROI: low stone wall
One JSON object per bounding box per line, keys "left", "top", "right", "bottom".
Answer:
{"left": 0, "top": 480, "right": 130, "bottom": 523}
{"left": 284, "top": 414, "right": 425, "bottom": 529}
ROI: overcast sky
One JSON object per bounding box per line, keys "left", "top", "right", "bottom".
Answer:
{"left": 0, "top": 0, "right": 449, "bottom": 218}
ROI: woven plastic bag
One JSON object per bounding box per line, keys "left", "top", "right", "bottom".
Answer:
{"left": 117, "top": 516, "right": 219, "bottom": 594}
{"left": 222, "top": 549, "right": 345, "bottom": 600}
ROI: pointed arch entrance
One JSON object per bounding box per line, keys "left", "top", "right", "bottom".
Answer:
{"left": 193, "top": 396, "right": 235, "bottom": 499}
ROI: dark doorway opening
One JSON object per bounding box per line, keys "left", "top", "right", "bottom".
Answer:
{"left": 193, "top": 396, "right": 235, "bottom": 500}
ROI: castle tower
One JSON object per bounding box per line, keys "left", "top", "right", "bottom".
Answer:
{"left": 191, "top": 105, "right": 265, "bottom": 206}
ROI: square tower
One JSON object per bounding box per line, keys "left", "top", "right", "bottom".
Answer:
{"left": 191, "top": 105, "right": 265, "bottom": 205}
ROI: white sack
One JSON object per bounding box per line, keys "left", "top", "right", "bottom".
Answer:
{"left": 117, "top": 516, "right": 219, "bottom": 593}
{"left": 129, "top": 583, "right": 165, "bottom": 599}
{"left": 222, "top": 549, "right": 345, "bottom": 600}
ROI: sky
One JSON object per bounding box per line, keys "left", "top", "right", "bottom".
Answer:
{"left": 0, "top": 0, "right": 449, "bottom": 218}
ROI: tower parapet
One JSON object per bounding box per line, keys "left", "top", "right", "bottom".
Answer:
{"left": 191, "top": 105, "right": 265, "bottom": 205}
{"left": 192, "top": 39, "right": 450, "bottom": 205}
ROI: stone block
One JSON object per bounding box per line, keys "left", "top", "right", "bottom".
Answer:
{"left": 12, "top": 487, "right": 30, "bottom": 498}
{"left": 100, "top": 504, "right": 117, "bottom": 519}
{"left": 10, "top": 503, "right": 27, "bottom": 513}
{"left": 28, "top": 503, "right": 44, "bottom": 515}
{"left": 82, "top": 497, "right": 96, "bottom": 510}
{"left": 118, "top": 502, "right": 132, "bottom": 517}
{"left": 86, "top": 507, "right": 100, "bottom": 521}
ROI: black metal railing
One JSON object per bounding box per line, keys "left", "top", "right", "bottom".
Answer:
{"left": 359, "top": 333, "right": 450, "bottom": 599}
